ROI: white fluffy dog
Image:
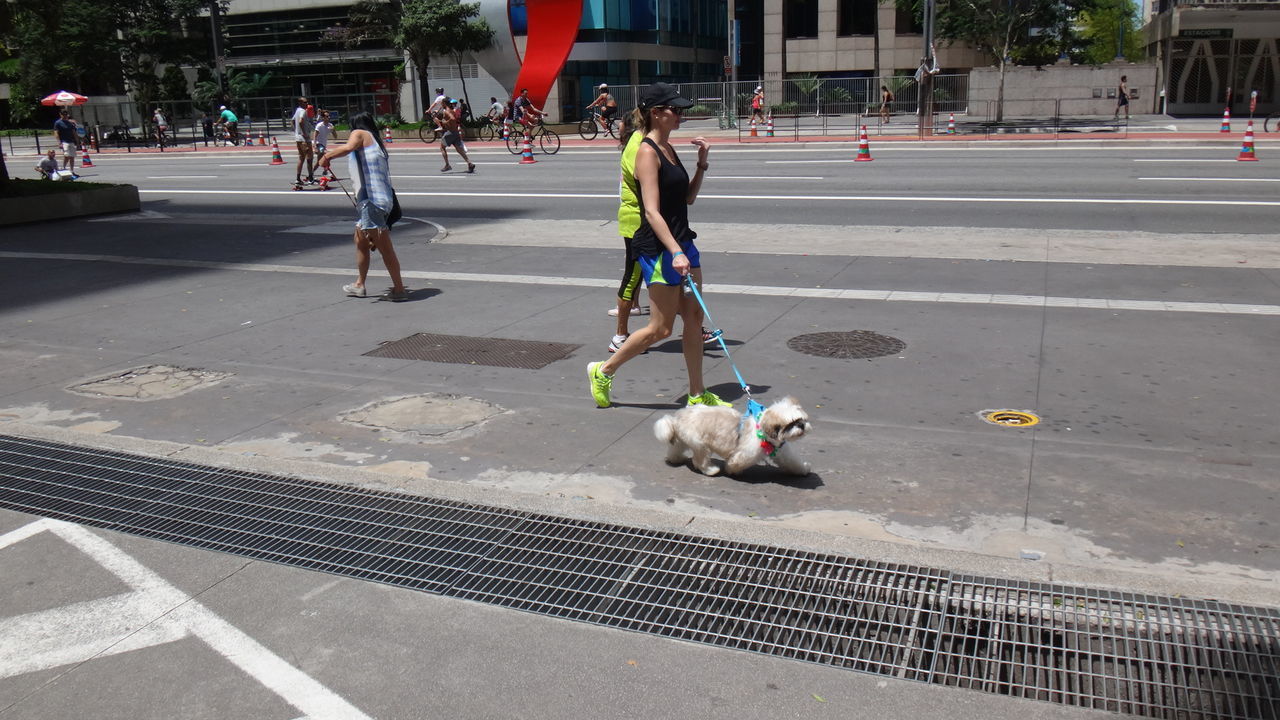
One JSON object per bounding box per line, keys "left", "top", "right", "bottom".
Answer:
{"left": 654, "top": 396, "right": 812, "bottom": 477}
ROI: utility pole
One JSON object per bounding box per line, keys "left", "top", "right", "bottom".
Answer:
{"left": 917, "top": 0, "right": 937, "bottom": 135}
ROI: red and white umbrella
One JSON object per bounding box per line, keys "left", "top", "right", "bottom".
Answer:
{"left": 40, "top": 91, "right": 89, "bottom": 107}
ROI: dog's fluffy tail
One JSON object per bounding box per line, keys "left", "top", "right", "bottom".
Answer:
{"left": 654, "top": 414, "right": 676, "bottom": 444}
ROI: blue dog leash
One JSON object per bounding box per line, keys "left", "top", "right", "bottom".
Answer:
{"left": 683, "top": 275, "right": 766, "bottom": 419}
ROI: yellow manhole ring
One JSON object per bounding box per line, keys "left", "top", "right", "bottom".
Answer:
{"left": 979, "top": 409, "right": 1041, "bottom": 427}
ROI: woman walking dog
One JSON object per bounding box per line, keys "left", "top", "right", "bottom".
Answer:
{"left": 587, "top": 83, "right": 731, "bottom": 409}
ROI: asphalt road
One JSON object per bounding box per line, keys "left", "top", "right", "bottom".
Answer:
{"left": 0, "top": 135, "right": 1276, "bottom": 718}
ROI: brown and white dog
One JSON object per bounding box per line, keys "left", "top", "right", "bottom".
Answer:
{"left": 654, "top": 396, "right": 812, "bottom": 476}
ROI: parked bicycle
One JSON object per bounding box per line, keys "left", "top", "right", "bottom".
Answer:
{"left": 577, "top": 106, "right": 618, "bottom": 141}
{"left": 505, "top": 117, "right": 561, "bottom": 154}
{"left": 1264, "top": 111, "right": 1280, "bottom": 134}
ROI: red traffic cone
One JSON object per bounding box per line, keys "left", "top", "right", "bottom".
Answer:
{"left": 502, "top": 120, "right": 511, "bottom": 140}
{"left": 947, "top": 112, "right": 956, "bottom": 134}
{"left": 1220, "top": 107, "right": 1231, "bottom": 133}
{"left": 1237, "top": 121, "right": 1258, "bottom": 161}
{"left": 257, "top": 133, "right": 266, "bottom": 146}
{"left": 80, "top": 151, "right": 94, "bottom": 167}
{"left": 519, "top": 137, "right": 537, "bottom": 164}
{"left": 269, "top": 138, "right": 285, "bottom": 165}
{"left": 766, "top": 116, "right": 774, "bottom": 137}
{"left": 383, "top": 127, "right": 393, "bottom": 144}
{"left": 855, "top": 125, "right": 873, "bottom": 162}
{"left": 749, "top": 120, "right": 758, "bottom": 137}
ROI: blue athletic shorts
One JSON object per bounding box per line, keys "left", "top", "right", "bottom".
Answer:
{"left": 637, "top": 241, "right": 700, "bottom": 287}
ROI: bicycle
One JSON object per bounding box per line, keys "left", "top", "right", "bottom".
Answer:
{"left": 577, "top": 106, "right": 618, "bottom": 141}
{"left": 474, "top": 116, "right": 502, "bottom": 142}
{"left": 505, "top": 117, "right": 560, "bottom": 155}
{"left": 1265, "top": 111, "right": 1280, "bottom": 134}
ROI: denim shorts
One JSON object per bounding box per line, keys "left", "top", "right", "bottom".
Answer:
{"left": 356, "top": 200, "right": 389, "bottom": 231}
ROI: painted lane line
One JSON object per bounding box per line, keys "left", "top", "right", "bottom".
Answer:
{"left": 146, "top": 175, "right": 218, "bottom": 179}
{"left": 1139, "top": 177, "right": 1280, "bottom": 183}
{"left": 711, "top": 176, "right": 825, "bottom": 180}
{"left": 2, "top": 250, "right": 1276, "bottom": 317}
{"left": 1132, "top": 159, "right": 1239, "bottom": 163}
{"left": 765, "top": 160, "right": 857, "bottom": 164}
{"left": 0, "top": 519, "right": 374, "bottom": 720}
{"left": 137, "top": 188, "right": 1280, "bottom": 207}
{"left": 219, "top": 163, "right": 270, "bottom": 167}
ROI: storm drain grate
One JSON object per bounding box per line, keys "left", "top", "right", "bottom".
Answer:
{"left": 787, "top": 331, "right": 907, "bottom": 359}
{"left": 364, "top": 333, "right": 580, "bottom": 369}
{"left": 0, "top": 434, "right": 1275, "bottom": 719}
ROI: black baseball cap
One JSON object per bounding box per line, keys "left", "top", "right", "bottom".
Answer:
{"left": 638, "top": 82, "right": 693, "bottom": 110}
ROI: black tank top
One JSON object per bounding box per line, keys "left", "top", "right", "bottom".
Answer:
{"left": 632, "top": 137, "right": 696, "bottom": 256}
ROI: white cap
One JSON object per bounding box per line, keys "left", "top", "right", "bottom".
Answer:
{"left": 755, "top": 86, "right": 763, "bottom": 92}
{"left": 219, "top": 105, "right": 226, "bottom": 110}
{"left": 599, "top": 83, "right": 607, "bottom": 89}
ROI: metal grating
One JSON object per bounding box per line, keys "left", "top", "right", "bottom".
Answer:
{"left": 363, "top": 333, "right": 580, "bottom": 370}
{"left": 0, "top": 434, "right": 1276, "bottom": 719}
{"left": 787, "top": 331, "right": 907, "bottom": 360}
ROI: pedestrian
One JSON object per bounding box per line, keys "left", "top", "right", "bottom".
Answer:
{"left": 749, "top": 85, "right": 765, "bottom": 126}
{"left": 35, "top": 149, "right": 60, "bottom": 179}
{"left": 291, "top": 96, "right": 316, "bottom": 186}
{"left": 438, "top": 100, "right": 475, "bottom": 173}
{"left": 879, "top": 85, "right": 893, "bottom": 123}
{"left": 152, "top": 108, "right": 169, "bottom": 147}
{"left": 312, "top": 110, "right": 337, "bottom": 179}
{"left": 1114, "top": 75, "right": 1130, "bottom": 120}
{"left": 587, "top": 82, "right": 730, "bottom": 409}
{"left": 608, "top": 108, "right": 648, "bottom": 353}
{"left": 319, "top": 112, "right": 409, "bottom": 302}
{"left": 53, "top": 110, "right": 79, "bottom": 176}
{"left": 586, "top": 83, "right": 618, "bottom": 132}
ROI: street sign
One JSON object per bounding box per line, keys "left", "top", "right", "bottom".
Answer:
{"left": 723, "top": 55, "right": 732, "bottom": 76}
{"left": 1250, "top": 90, "right": 1258, "bottom": 113}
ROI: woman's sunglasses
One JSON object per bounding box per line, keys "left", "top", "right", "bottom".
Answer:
{"left": 653, "top": 105, "right": 685, "bottom": 115}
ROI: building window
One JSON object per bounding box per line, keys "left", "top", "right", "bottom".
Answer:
{"left": 895, "top": 4, "right": 923, "bottom": 34}
{"left": 838, "top": 0, "right": 878, "bottom": 36}
{"left": 784, "top": 0, "right": 819, "bottom": 39}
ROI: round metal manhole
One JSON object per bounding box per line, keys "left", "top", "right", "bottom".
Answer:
{"left": 786, "top": 331, "right": 906, "bottom": 360}
{"left": 978, "top": 409, "right": 1041, "bottom": 427}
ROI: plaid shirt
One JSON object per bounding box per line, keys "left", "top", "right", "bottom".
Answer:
{"left": 349, "top": 139, "right": 393, "bottom": 212}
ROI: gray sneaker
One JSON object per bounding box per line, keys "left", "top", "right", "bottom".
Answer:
{"left": 378, "top": 288, "right": 410, "bottom": 302}
{"left": 342, "top": 283, "right": 366, "bottom": 297}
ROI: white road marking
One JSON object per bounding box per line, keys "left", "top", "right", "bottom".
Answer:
{"left": 711, "top": 175, "right": 825, "bottom": 180}
{"left": 0, "top": 519, "right": 373, "bottom": 720}
{"left": 220, "top": 163, "right": 270, "bottom": 167}
{"left": 2, "top": 250, "right": 1275, "bottom": 317}
{"left": 137, "top": 188, "right": 1280, "bottom": 207}
{"left": 764, "top": 160, "right": 857, "bottom": 164}
{"left": 1139, "top": 177, "right": 1280, "bottom": 182}
{"left": 1132, "top": 159, "right": 1239, "bottom": 163}
{"left": 146, "top": 175, "right": 218, "bottom": 179}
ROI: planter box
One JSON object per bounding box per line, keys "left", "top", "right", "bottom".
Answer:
{"left": 0, "top": 183, "right": 140, "bottom": 226}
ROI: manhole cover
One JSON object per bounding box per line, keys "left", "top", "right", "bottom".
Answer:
{"left": 364, "top": 333, "right": 580, "bottom": 370}
{"left": 978, "top": 409, "right": 1041, "bottom": 427}
{"left": 787, "top": 331, "right": 906, "bottom": 359}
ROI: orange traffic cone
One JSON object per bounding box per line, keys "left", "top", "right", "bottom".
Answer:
{"left": 80, "top": 151, "right": 94, "bottom": 168}
{"left": 383, "top": 126, "right": 393, "bottom": 144}
{"left": 855, "top": 125, "right": 873, "bottom": 162}
{"left": 269, "top": 138, "right": 285, "bottom": 165}
{"left": 1220, "top": 107, "right": 1231, "bottom": 133}
{"left": 502, "top": 120, "right": 511, "bottom": 140}
{"left": 519, "top": 137, "right": 537, "bottom": 164}
{"left": 766, "top": 116, "right": 774, "bottom": 137}
{"left": 1237, "top": 121, "right": 1258, "bottom": 161}
{"left": 749, "top": 120, "right": 757, "bottom": 137}
{"left": 947, "top": 112, "right": 956, "bottom": 134}
{"left": 257, "top": 133, "right": 266, "bottom": 146}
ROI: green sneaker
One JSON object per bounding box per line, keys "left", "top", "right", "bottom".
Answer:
{"left": 687, "top": 390, "right": 733, "bottom": 408}
{"left": 587, "top": 362, "right": 613, "bottom": 408}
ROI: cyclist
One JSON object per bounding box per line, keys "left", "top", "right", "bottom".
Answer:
{"left": 485, "top": 96, "right": 507, "bottom": 135}
{"left": 586, "top": 83, "right": 618, "bottom": 132}
{"left": 513, "top": 88, "right": 544, "bottom": 133}
{"left": 218, "top": 105, "right": 239, "bottom": 145}
{"left": 152, "top": 108, "right": 168, "bottom": 147}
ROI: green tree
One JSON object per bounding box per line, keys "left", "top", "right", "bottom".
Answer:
{"left": 339, "top": 0, "right": 493, "bottom": 115}
{"left": 160, "top": 65, "right": 190, "bottom": 100}
{"left": 1076, "top": 0, "right": 1141, "bottom": 65}
{"left": 790, "top": 74, "right": 824, "bottom": 116}
{"left": 899, "top": 0, "right": 1089, "bottom": 120}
